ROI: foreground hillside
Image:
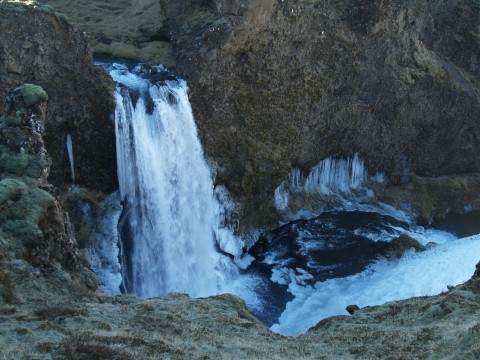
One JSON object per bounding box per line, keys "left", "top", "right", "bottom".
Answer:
{"left": 1, "top": 264, "right": 480, "bottom": 359}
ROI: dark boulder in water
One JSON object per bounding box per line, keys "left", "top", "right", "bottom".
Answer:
{"left": 346, "top": 305, "right": 360, "bottom": 315}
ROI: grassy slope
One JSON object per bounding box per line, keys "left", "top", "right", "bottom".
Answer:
{"left": 38, "top": 0, "right": 174, "bottom": 66}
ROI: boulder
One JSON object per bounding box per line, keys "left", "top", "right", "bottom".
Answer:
{"left": 346, "top": 304, "right": 360, "bottom": 315}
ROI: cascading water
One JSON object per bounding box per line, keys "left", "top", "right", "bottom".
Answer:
{"left": 111, "top": 64, "right": 220, "bottom": 298}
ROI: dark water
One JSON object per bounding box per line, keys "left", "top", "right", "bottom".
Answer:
{"left": 432, "top": 211, "right": 480, "bottom": 238}
{"left": 247, "top": 210, "right": 479, "bottom": 326}
{"left": 246, "top": 210, "right": 416, "bottom": 325}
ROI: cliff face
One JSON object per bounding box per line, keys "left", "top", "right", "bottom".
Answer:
{"left": 27, "top": 0, "right": 480, "bottom": 231}
{"left": 164, "top": 0, "right": 480, "bottom": 230}
{"left": 0, "top": 1, "right": 117, "bottom": 193}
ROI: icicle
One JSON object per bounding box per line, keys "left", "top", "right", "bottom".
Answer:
{"left": 66, "top": 132, "right": 75, "bottom": 183}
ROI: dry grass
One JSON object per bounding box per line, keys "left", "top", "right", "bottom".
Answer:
{"left": 1, "top": 280, "right": 479, "bottom": 359}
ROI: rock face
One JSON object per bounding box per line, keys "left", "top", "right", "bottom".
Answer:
{"left": 0, "top": 81, "right": 97, "bottom": 307}
{"left": 163, "top": 0, "right": 480, "bottom": 231}
{"left": 0, "top": 1, "right": 117, "bottom": 193}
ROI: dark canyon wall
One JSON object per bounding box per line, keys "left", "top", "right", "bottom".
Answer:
{"left": 164, "top": 0, "right": 480, "bottom": 230}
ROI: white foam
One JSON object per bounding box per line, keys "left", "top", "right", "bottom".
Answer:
{"left": 86, "top": 192, "right": 123, "bottom": 294}
{"left": 271, "top": 233, "right": 480, "bottom": 336}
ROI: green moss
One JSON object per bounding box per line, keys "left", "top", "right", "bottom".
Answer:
{"left": 21, "top": 187, "right": 56, "bottom": 224}
{"left": 177, "top": 6, "right": 217, "bottom": 33}
{"left": 0, "top": 178, "right": 29, "bottom": 204}
{"left": 17, "top": 84, "right": 48, "bottom": 108}
{"left": 0, "top": 270, "right": 18, "bottom": 304}
{"left": 3, "top": 220, "right": 42, "bottom": 247}
{"left": 0, "top": 153, "right": 29, "bottom": 176}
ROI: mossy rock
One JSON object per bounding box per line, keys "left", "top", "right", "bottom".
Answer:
{"left": 17, "top": 187, "right": 56, "bottom": 224}
{"left": 0, "top": 178, "right": 29, "bottom": 204}
{"left": 0, "top": 177, "right": 55, "bottom": 224}
{"left": 388, "top": 234, "right": 425, "bottom": 258}
{"left": 24, "top": 156, "right": 48, "bottom": 179}
{"left": 17, "top": 84, "right": 48, "bottom": 108}
{"left": 0, "top": 153, "right": 30, "bottom": 177}
{"left": 4, "top": 84, "right": 48, "bottom": 113}
{"left": 3, "top": 220, "right": 42, "bottom": 247}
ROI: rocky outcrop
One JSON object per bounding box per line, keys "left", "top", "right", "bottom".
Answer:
{"left": 383, "top": 173, "right": 480, "bottom": 224}
{"left": 163, "top": 0, "right": 480, "bottom": 231}
{"left": 0, "top": 1, "right": 117, "bottom": 193}
{"left": 0, "top": 82, "right": 97, "bottom": 307}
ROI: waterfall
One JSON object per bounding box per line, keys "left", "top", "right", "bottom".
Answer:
{"left": 66, "top": 132, "right": 75, "bottom": 183}
{"left": 111, "top": 65, "right": 220, "bottom": 298}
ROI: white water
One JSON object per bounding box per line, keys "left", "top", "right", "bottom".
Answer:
{"left": 271, "top": 233, "right": 480, "bottom": 336}
{"left": 66, "top": 132, "right": 75, "bottom": 183}
{"left": 86, "top": 191, "right": 123, "bottom": 294}
{"left": 113, "top": 72, "right": 221, "bottom": 298}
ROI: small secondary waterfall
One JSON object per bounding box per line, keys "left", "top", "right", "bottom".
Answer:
{"left": 112, "top": 65, "right": 220, "bottom": 298}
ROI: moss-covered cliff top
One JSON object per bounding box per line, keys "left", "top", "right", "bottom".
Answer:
{"left": 36, "top": 0, "right": 174, "bottom": 66}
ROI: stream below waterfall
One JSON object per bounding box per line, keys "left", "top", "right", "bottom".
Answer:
{"left": 88, "top": 60, "right": 480, "bottom": 336}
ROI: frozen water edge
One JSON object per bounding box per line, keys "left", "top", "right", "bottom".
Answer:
{"left": 271, "top": 233, "right": 480, "bottom": 336}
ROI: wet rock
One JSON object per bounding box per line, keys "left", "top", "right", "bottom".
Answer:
{"left": 388, "top": 234, "right": 426, "bottom": 258}
{"left": 346, "top": 304, "right": 360, "bottom": 315}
